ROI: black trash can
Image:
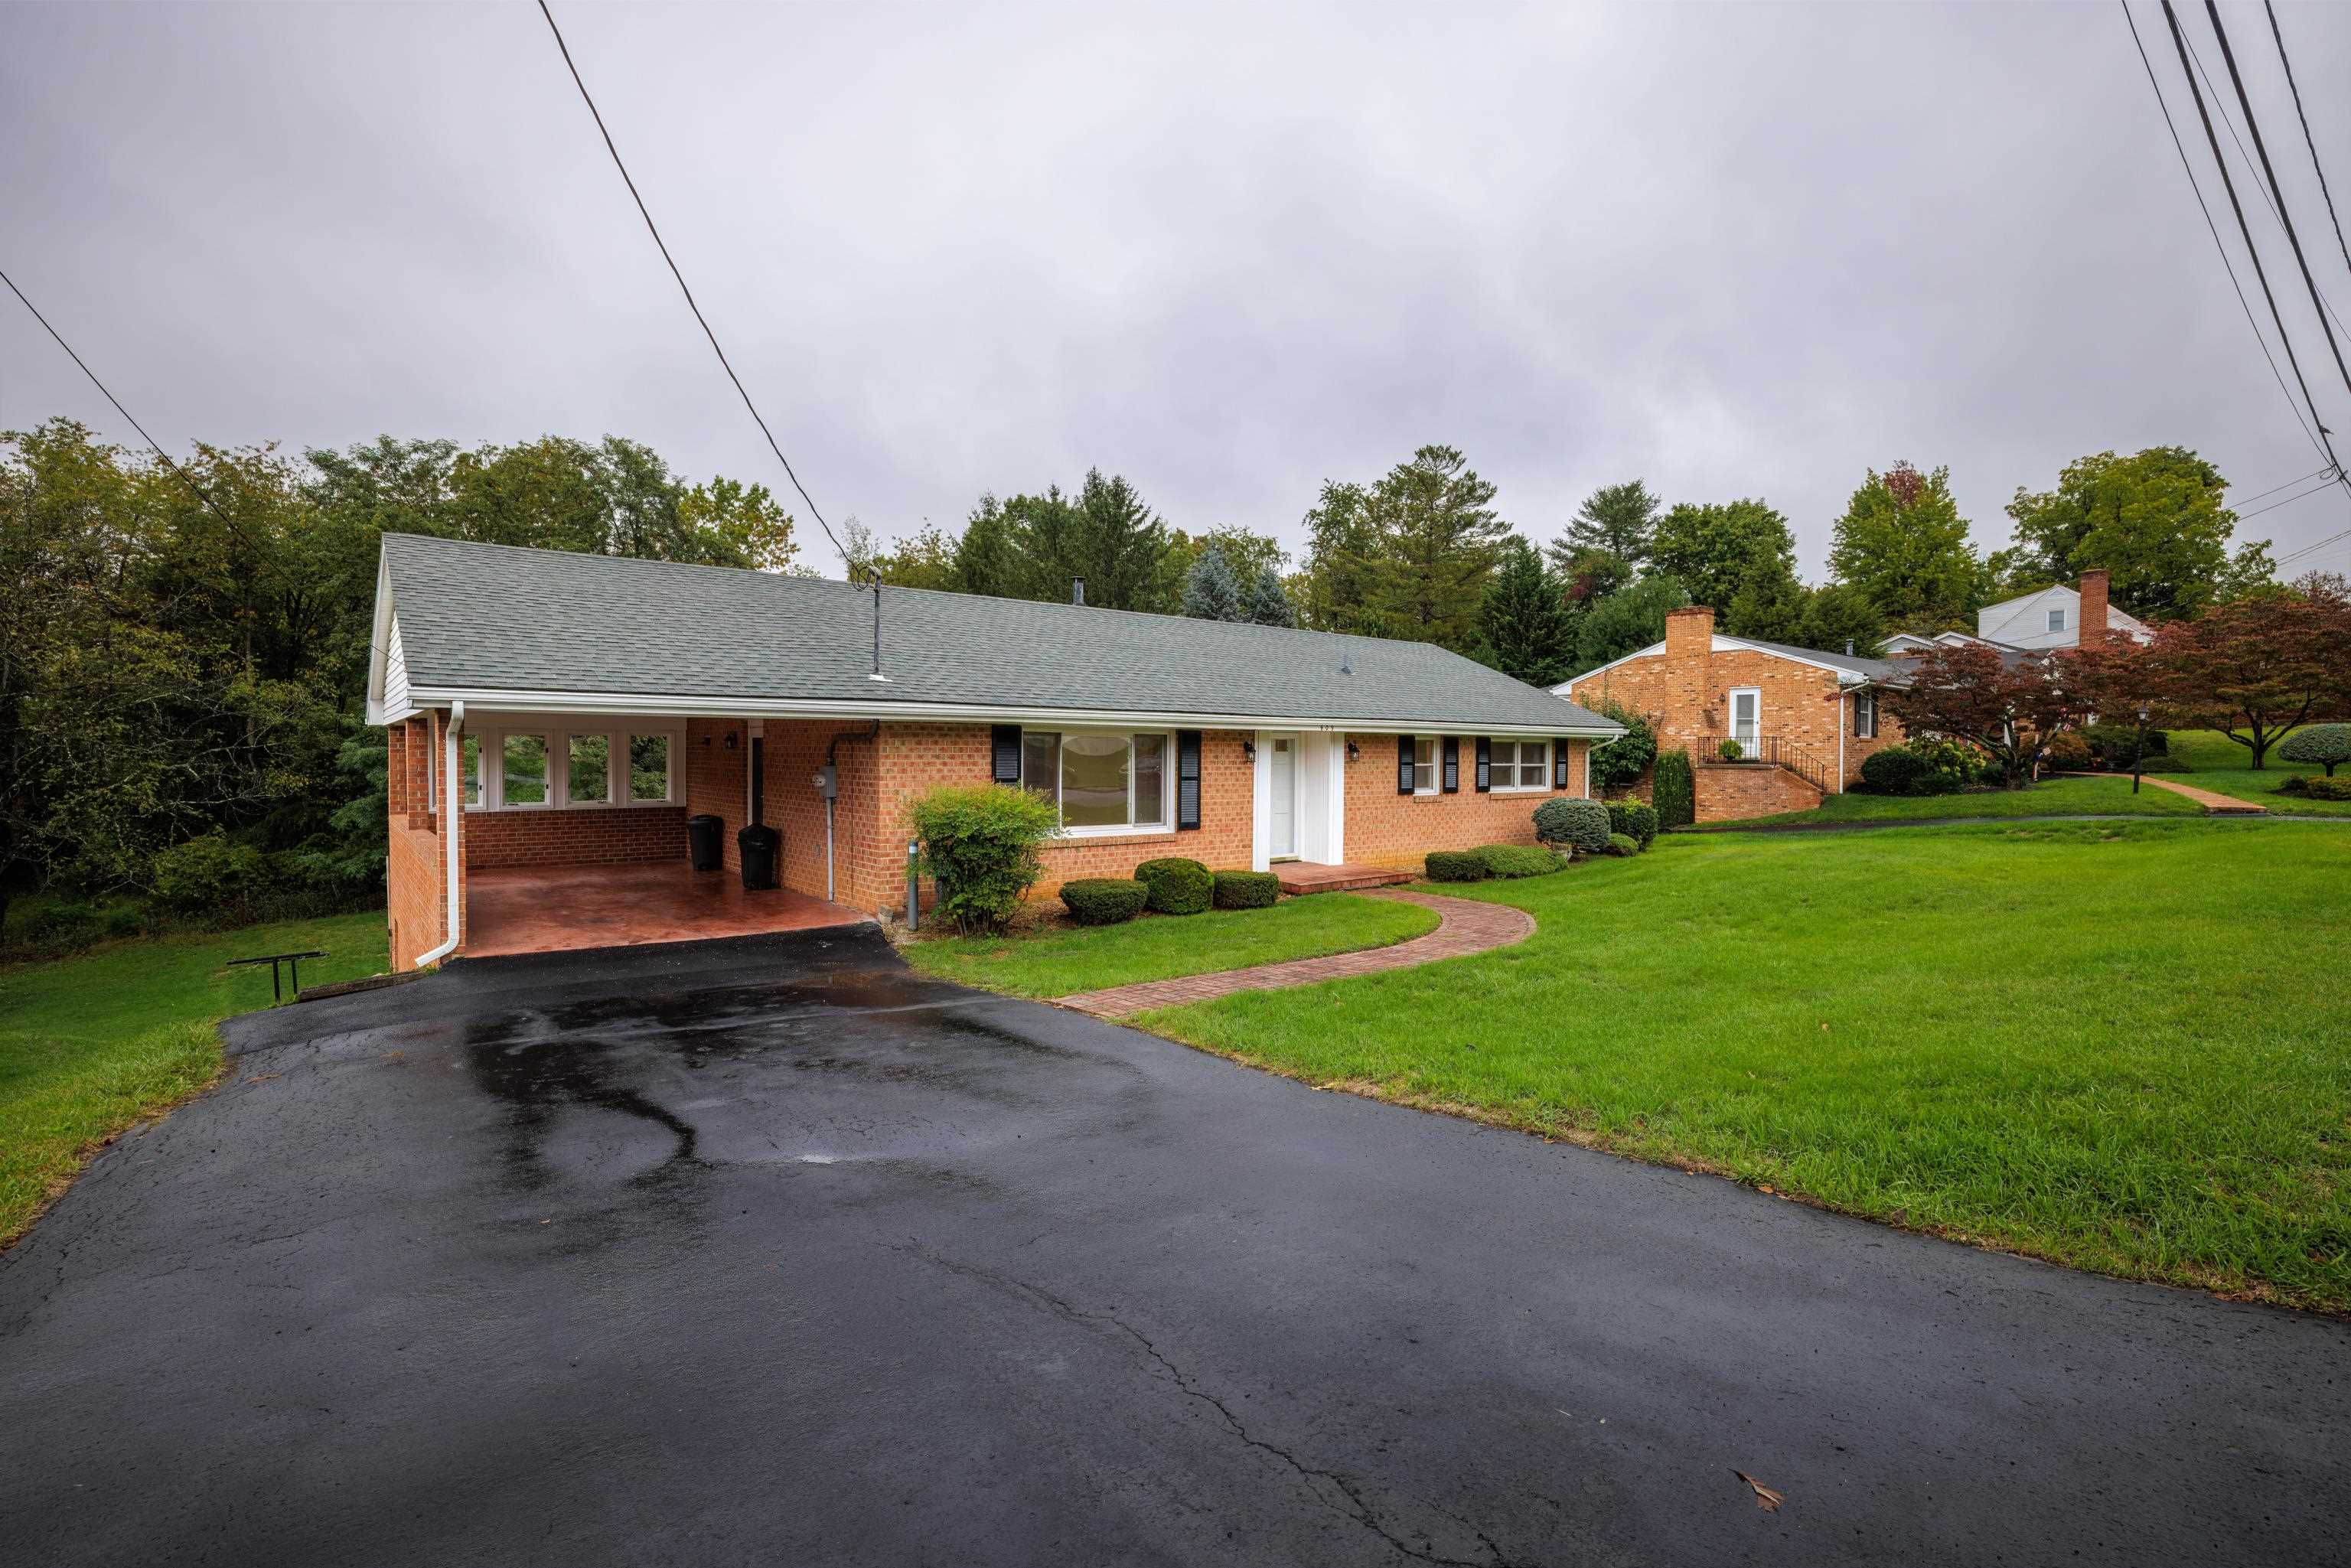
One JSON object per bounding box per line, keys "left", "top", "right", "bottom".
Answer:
{"left": 737, "top": 823, "right": 781, "bottom": 891}
{"left": 686, "top": 813, "right": 725, "bottom": 872}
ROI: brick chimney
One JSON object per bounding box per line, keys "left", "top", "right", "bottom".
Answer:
{"left": 1665, "top": 604, "right": 1714, "bottom": 660}
{"left": 2077, "top": 569, "right": 2109, "bottom": 644}
{"left": 1662, "top": 606, "right": 1714, "bottom": 740}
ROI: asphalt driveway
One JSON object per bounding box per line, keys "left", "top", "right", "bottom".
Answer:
{"left": 4, "top": 925, "right": 2346, "bottom": 1566}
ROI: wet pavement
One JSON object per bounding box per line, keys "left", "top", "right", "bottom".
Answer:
{"left": 3, "top": 925, "right": 2347, "bottom": 1566}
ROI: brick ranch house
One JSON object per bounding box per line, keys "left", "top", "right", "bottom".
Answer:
{"left": 1557, "top": 604, "right": 1912, "bottom": 822}
{"left": 367, "top": 535, "right": 1623, "bottom": 969}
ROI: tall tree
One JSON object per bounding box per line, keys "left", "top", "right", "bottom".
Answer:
{"left": 1069, "top": 468, "right": 1178, "bottom": 611}
{"left": 2137, "top": 575, "right": 2351, "bottom": 767}
{"left": 1166, "top": 524, "right": 1286, "bottom": 588}
{"left": 1648, "top": 498, "right": 1795, "bottom": 614}
{"left": 1571, "top": 572, "right": 1689, "bottom": 676}
{"left": 1795, "top": 582, "right": 1888, "bottom": 660}
{"left": 2003, "top": 448, "right": 2259, "bottom": 621}
{"left": 1182, "top": 544, "right": 1246, "bottom": 621}
{"left": 1828, "top": 461, "right": 1987, "bottom": 633}
{"left": 1722, "top": 561, "right": 1811, "bottom": 645}
{"left": 1476, "top": 536, "right": 1576, "bottom": 686}
{"left": 1242, "top": 566, "right": 1296, "bottom": 628}
{"left": 1297, "top": 445, "right": 1508, "bottom": 650}
{"left": 1547, "top": 478, "right": 1660, "bottom": 570}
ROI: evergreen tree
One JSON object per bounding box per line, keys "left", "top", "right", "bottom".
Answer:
{"left": 1547, "top": 478, "right": 1659, "bottom": 571}
{"left": 1244, "top": 566, "right": 1296, "bottom": 627}
{"left": 1477, "top": 536, "right": 1575, "bottom": 686}
{"left": 1182, "top": 544, "right": 1246, "bottom": 621}
{"left": 1572, "top": 572, "right": 1689, "bottom": 675}
{"left": 1070, "top": 468, "right": 1178, "bottom": 611}
{"left": 1827, "top": 461, "right": 1987, "bottom": 633}
{"left": 1296, "top": 445, "right": 1508, "bottom": 650}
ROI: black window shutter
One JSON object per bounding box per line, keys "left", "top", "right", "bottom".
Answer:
{"left": 990, "top": 725, "right": 1022, "bottom": 784}
{"left": 1554, "top": 738, "right": 1570, "bottom": 790}
{"left": 1474, "top": 736, "right": 1492, "bottom": 792}
{"left": 1396, "top": 734, "right": 1414, "bottom": 794}
{"left": 1176, "top": 730, "right": 1202, "bottom": 830}
{"left": 1441, "top": 736, "right": 1459, "bottom": 793}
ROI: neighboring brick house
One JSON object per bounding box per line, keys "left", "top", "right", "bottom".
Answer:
{"left": 1558, "top": 605, "right": 1908, "bottom": 823}
{"left": 367, "top": 535, "right": 1621, "bottom": 970}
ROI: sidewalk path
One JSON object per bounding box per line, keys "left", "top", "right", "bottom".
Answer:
{"left": 2056, "top": 771, "right": 2269, "bottom": 814}
{"left": 1056, "top": 888, "right": 1534, "bottom": 1019}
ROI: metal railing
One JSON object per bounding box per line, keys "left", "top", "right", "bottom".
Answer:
{"left": 1694, "top": 733, "right": 1834, "bottom": 795}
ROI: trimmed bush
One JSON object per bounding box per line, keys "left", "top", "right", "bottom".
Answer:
{"left": 1652, "top": 750, "right": 1695, "bottom": 828}
{"left": 2082, "top": 722, "right": 2167, "bottom": 766}
{"left": 1211, "top": 870, "right": 1280, "bottom": 909}
{"left": 1059, "top": 878, "right": 1148, "bottom": 925}
{"left": 1604, "top": 833, "right": 1640, "bottom": 857}
{"left": 1606, "top": 801, "right": 1660, "bottom": 850}
{"left": 2274, "top": 774, "right": 2310, "bottom": 797}
{"left": 1423, "top": 849, "right": 1490, "bottom": 882}
{"left": 2134, "top": 754, "right": 2190, "bottom": 773}
{"left": 908, "top": 784, "right": 1062, "bottom": 935}
{"left": 1532, "top": 797, "right": 1611, "bottom": 855}
{"left": 1475, "top": 843, "right": 1560, "bottom": 879}
{"left": 1858, "top": 745, "right": 1931, "bottom": 795}
{"left": 1133, "top": 856, "right": 1213, "bottom": 914}
{"left": 2303, "top": 776, "right": 2351, "bottom": 801}
{"left": 2278, "top": 724, "right": 2351, "bottom": 777}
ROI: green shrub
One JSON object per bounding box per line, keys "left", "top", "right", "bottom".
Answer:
{"left": 1652, "top": 750, "right": 1694, "bottom": 827}
{"left": 1590, "top": 703, "right": 1658, "bottom": 794}
{"left": 1859, "top": 746, "right": 1931, "bottom": 795}
{"left": 1211, "top": 870, "right": 1280, "bottom": 909}
{"left": 1604, "top": 832, "right": 1640, "bottom": 857}
{"left": 2274, "top": 774, "right": 2310, "bottom": 797}
{"left": 152, "top": 835, "right": 286, "bottom": 919}
{"left": 1059, "top": 878, "right": 1149, "bottom": 925}
{"left": 2134, "top": 754, "right": 2190, "bottom": 773}
{"left": 1906, "top": 735, "right": 1978, "bottom": 792}
{"left": 1423, "top": 849, "right": 1489, "bottom": 882}
{"left": 2042, "top": 732, "right": 2092, "bottom": 771}
{"left": 2278, "top": 724, "right": 2351, "bottom": 777}
{"left": 1605, "top": 801, "right": 1659, "bottom": 850}
{"left": 1532, "top": 797, "right": 1611, "bottom": 854}
{"left": 1717, "top": 738, "right": 1746, "bottom": 763}
{"left": 1475, "top": 843, "right": 1560, "bottom": 879}
{"left": 2082, "top": 722, "right": 2167, "bottom": 766}
{"left": 1133, "top": 856, "right": 1213, "bottom": 914}
{"left": 2302, "top": 776, "right": 2351, "bottom": 801}
{"left": 908, "top": 784, "right": 1062, "bottom": 935}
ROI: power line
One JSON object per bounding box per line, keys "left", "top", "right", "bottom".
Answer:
{"left": 2235, "top": 475, "right": 2342, "bottom": 523}
{"left": 2155, "top": 1, "right": 2349, "bottom": 494}
{"left": 533, "top": 0, "right": 851, "bottom": 571}
{"left": 2274, "top": 523, "right": 2351, "bottom": 568}
{"left": 2235, "top": 461, "right": 2340, "bottom": 505}
{"left": 1, "top": 266, "right": 242, "bottom": 526}
{"left": 2119, "top": 2, "right": 2332, "bottom": 464}
{"left": 2264, "top": 0, "right": 2351, "bottom": 297}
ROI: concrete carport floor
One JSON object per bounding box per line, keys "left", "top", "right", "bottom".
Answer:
{"left": 2, "top": 927, "right": 2346, "bottom": 1567}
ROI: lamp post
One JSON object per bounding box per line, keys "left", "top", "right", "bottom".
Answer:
{"left": 2131, "top": 705, "right": 2150, "bottom": 794}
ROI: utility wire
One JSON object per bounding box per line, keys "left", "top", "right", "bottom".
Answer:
{"left": 2234, "top": 461, "right": 2340, "bottom": 504}
{"left": 2274, "top": 522, "right": 2351, "bottom": 567}
{"left": 2201, "top": 0, "right": 2351, "bottom": 405}
{"left": 2264, "top": 0, "right": 2351, "bottom": 298}
{"left": 2155, "top": 1, "right": 2348, "bottom": 492}
{"left": 2235, "top": 475, "right": 2342, "bottom": 523}
{"left": 1, "top": 266, "right": 242, "bottom": 525}
{"left": 2120, "top": 2, "right": 2332, "bottom": 464}
{"left": 533, "top": 0, "right": 851, "bottom": 570}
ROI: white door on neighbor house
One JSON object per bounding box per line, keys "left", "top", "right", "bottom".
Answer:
{"left": 1730, "top": 689, "right": 1762, "bottom": 757}
{"left": 1268, "top": 735, "right": 1298, "bottom": 859}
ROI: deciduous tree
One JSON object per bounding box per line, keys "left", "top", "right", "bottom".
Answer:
{"left": 1828, "top": 461, "right": 1987, "bottom": 632}
{"left": 2003, "top": 447, "right": 2261, "bottom": 621}
{"left": 1648, "top": 498, "right": 1795, "bottom": 615}
{"left": 2135, "top": 575, "right": 2351, "bottom": 767}
{"left": 1881, "top": 642, "right": 2095, "bottom": 788}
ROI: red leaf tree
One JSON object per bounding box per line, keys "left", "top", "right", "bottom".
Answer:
{"left": 1880, "top": 642, "right": 2098, "bottom": 787}
{"left": 2138, "top": 576, "right": 2351, "bottom": 768}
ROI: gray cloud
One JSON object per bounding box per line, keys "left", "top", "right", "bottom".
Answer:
{"left": 7, "top": 1, "right": 2351, "bottom": 578}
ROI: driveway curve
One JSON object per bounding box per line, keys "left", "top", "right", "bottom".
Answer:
{"left": 2, "top": 925, "right": 2345, "bottom": 1566}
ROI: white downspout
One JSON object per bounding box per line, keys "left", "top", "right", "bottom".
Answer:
{"left": 417, "top": 700, "right": 466, "bottom": 967}
{"left": 1838, "top": 689, "right": 1847, "bottom": 794}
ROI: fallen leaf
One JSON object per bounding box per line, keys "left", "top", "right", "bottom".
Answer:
{"left": 244, "top": 1073, "right": 281, "bottom": 1084}
{"left": 1733, "top": 1471, "right": 1784, "bottom": 1512}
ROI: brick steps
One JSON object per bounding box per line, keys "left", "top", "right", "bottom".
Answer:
{"left": 1273, "top": 862, "right": 1414, "bottom": 895}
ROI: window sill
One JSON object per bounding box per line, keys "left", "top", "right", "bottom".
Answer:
{"left": 463, "top": 799, "right": 680, "bottom": 813}
{"left": 1051, "top": 825, "right": 1178, "bottom": 844}
{"left": 1490, "top": 784, "right": 1551, "bottom": 794}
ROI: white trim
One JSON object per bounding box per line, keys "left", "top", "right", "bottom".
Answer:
{"left": 1411, "top": 734, "right": 1440, "bottom": 796}
{"left": 1250, "top": 732, "right": 1273, "bottom": 872}
{"left": 1311, "top": 733, "right": 1345, "bottom": 865}
{"left": 1728, "top": 687, "right": 1762, "bottom": 757}
{"left": 465, "top": 722, "right": 685, "bottom": 813}
{"left": 403, "top": 683, "right": 1622, "bottom": 739}
{"left": 1018, "top": 726, "right": 1176, "bottom": 836}
{"left": 1486, "top": 736, "right": 1552, "bottom": 793}
{"left": 1558, "top": 634, "right": 1873, "bottom": 690}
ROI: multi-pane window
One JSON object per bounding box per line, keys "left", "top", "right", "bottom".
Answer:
{"left": 629, "top": 735, "right": 670, "bottom": 801}
{"left": 1854, "top": 691, "right": 1878, "bottom": 739}
{"left": 503, "top": 734, "right": 549, "bottom": 805}
{"left": 1019, "top": 729, "right": 1173, "bottom": 833}
{"left": 1413, "top": 736, "right": 1438, "bottom": 794}
{"left": 567, "top": 735, "right": 610, "bottom": 804}
{"left": 1489, "top": 738, "right": 1549, "bottom": 789}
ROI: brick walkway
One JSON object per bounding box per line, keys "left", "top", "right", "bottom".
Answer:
{"left": 1055, "top": 889, "right": 1536, "bottom": 1019}
{"left": 2057, "top": 771, "right": 2268, "bottom": 814}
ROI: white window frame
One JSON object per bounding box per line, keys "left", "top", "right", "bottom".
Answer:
{"left": 625, "top": 732, "right": 675, "bottom": 804}
{"left": 2048, "top": 607, "right": 2067, "bottom": 632}
{"left": 466, "top": 724, "right": 685, "bottom": 812}
{"left": 1854, "top": 690, "right": 1878, "bottom": 740}
{"left": 1019, "top": 727, "right": 1176, "bottom": 838}
{"left": 1413, "top": 735, "right": 1440, "bottom": 795}
{"left": 1487, "top": 737, "right": 1552, "bottom": 793}
{"left": 1728, "top": 687, "right": 1763, "bottom": 757}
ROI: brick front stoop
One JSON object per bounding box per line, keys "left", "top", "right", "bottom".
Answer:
{"left": 1055, "top": 889, "right": 1537, "bottom": 1020}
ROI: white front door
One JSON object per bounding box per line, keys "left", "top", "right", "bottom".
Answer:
{"left": 1730, "top": 689, "right": 1762, "bottom": 757}
{"left": 1268, "top": 734, "right": 1298, "bottom": 859}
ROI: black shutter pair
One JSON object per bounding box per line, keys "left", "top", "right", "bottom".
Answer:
{"left": 990, "top": 725, "right": 1022, "bottom": 784}
{"left": 1442, "top": 737, "right": 1459, "bottom": 793}
{"left": 1553, "top": 738, "right": 1571, "bottom": 790}
{"left": 1474, "top": 737, "right": 1492, "bottom": 792}
{"left": 1176, "top": 730, "right": 1202, "bottom": 830}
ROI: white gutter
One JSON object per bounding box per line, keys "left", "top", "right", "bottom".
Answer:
{"left": 401, "top": 685, "right": 1625, "bottom": 741}
{"left": 416, "top": 701, "right": 465, "bottom": 968}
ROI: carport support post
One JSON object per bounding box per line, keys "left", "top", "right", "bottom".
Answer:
{"left": 905, "top": 840, "right": 919, "bottom": 931}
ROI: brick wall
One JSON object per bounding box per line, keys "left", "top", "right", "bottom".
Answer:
{"left": 1692, "top": 762, "right": 1821, "bottom": 822}
{"left": 461, "top": 806, "right": 687, "bottom": 870}
{"left": 1341, "top": 735, "right": 1591, "bottom": 869}
{"left": 385, "top": 711, "right": 458, "bottom": 970}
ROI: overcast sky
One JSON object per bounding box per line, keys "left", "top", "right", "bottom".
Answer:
{"left": 8, "top": 2, "right": 2351, "bottom": 581}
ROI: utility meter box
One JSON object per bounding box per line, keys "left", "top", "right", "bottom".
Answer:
{"left": 812, "top": 765, "right": 837, "bottom": 799}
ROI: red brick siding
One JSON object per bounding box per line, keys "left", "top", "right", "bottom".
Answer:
{"left": 1341, "top": 735, "right": 1590, "bottom": 869}
{"left": 1691, "top": 762, "right": 1821, "bottom": 821}
{"left": 462, "top": 806, "right": 687, "bottom": 870}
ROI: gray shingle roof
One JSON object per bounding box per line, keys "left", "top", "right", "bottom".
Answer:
{"left": 1726, "top": 636, "right": 1912, "bottom": 683}
{"left": 379, "top": 534, "right": 1619, "bottom": 734}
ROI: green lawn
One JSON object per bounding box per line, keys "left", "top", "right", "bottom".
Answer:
{"left": 2163, "top": 728, "right": 2351, "bottom": 817}
{"left": 1729, "top": 771, "right": 2204, "bottom": 826}
{"left": 1130, "top": 823, "right": 2351, "bottom": 1313}
{"left": 0, "top": 909, "right": 389, "bottom": 1247}
{"left": 902, "top": 892, "right": 1439, "bottom": 998}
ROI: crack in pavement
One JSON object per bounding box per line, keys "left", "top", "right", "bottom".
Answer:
{"left": 901, "top": 1241, "right": 1531, "bottom": 1568}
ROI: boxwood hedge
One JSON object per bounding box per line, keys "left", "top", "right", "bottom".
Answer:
{"left": 1211, "top": 869, "right": 1280, "bottom": 909}
{"left": 1475, "top": 843, "right": 1560, "bottom": 879}
{"left": 1423, "top": 849, "right": 1489, "bottom": 882}
{"left": 1059, "top": 878, "right": 1148, "bottom": 925}
{"left": 1133, "top": 856, "right": 1213, "bottom": 914}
